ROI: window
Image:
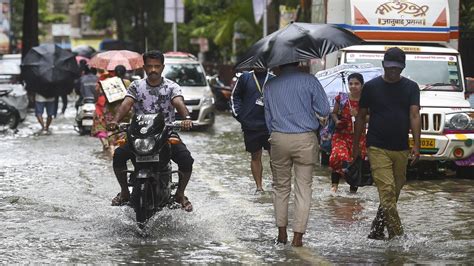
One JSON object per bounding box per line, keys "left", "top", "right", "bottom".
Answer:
{"left": 345, "top": 52, "right": 462, "bottom": 91}
{"left": 163, "top": 63, "right": 207, "bottom": 87}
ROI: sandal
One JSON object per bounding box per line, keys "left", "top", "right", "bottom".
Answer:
{"left": 175, "top": 195, "right": 193, "bottom": 212}
{"left": 111, "top": 193, "right": 129, "bottom": 206}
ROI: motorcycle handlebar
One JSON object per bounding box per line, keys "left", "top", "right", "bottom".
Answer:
{"left": 110, "top": 121, "right": 192, "bottom": 134}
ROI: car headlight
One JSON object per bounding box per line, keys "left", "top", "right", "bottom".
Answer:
{"left": 201, "top": 95, "right": 214, "bottom": 106}
{"left": 444, "top": 112, "right": 474, "bottom": 130}
{"left": 133, "top": 137, "right": 156, "bottom": 154}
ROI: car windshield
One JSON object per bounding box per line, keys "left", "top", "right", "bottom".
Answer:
{"left": 163, "top": 63, "right": 207, "bottom": 87}
{"left": 345, "top": 52, "right": 462, "bottom": 91}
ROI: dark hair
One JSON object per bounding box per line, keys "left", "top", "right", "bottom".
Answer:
{"left": 348, "top": 73, "right": 364, "bottom": 85}
{"left": 143, "top": 50, "right": 164, "bottom": 65}
{"left": 114, "top": 65, "right": 127, "bottom": 78}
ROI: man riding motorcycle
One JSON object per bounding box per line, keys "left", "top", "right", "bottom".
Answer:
{"left": 108, "top": 50, "right": 194, "bottom": 212}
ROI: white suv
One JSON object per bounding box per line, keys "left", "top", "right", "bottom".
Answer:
{"left": 163, "top": 52, "right": 215, "bottom": 128}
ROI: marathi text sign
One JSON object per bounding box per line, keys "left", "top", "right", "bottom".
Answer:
{"left": 351, "top": 0, "right": 449, "bottom": 28}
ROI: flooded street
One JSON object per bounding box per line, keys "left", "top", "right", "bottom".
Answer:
{"left": 1, "top": 107, "right": 473, "bottom": 264}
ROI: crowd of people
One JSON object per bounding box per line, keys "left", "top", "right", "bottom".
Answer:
{"left": 231, "top": 47, "right": 421, "bottom": 245}
{"left": 33, "top": 47, "right": 421, "bottom": 247}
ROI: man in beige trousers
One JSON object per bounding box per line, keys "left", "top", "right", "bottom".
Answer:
{"left": 264, "top": 62, "right": 330, "bottom": 246}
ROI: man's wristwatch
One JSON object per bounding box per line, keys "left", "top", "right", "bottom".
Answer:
{"left": 185, "top": 115, "right": 191, "bottom": 120}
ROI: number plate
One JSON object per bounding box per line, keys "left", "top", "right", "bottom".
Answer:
{"left": 82, "top": 119, "right": 93, "bottom": 126}
{"left": 409, "top": 138, "right": 435, "bottom": 149}
{"left": 136, "top": 154, "right": 160, "bottom": 162}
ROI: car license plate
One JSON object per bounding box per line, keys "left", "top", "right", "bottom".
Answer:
{"left": 136, "top": 154, "right": 160, "bottom": 162}
{"left": 82, "top": 119, "right": 93, "bottom": 126}
{"left": 409, "top": 138, "right": 435, "bottom": 149}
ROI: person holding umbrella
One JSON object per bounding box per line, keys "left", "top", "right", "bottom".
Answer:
{"left": 264, "top": 62, "right": 330, "bottom": 247}
{"left": 234, "top": 22, "right": 361, "bottom": 246}
{"left": 21, "top": 44, "right": 80, "bottom": 117}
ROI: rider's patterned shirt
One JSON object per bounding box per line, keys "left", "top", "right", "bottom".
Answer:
{"left": 126, "top": 77, "right": 183, "bottom": 123}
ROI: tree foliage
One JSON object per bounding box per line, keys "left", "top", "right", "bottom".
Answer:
{"left": 85, "top": 0, "right": 171, "bottom": 52}
{"left": 460, "top": 0, "right": 474, "bottom": 33}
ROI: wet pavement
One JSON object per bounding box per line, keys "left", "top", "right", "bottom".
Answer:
{"left": 0, "top": 106, "right": 473, "bottom": 264}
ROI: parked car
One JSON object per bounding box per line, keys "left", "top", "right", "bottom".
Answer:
{"left": 0, "top": 54, "right": 28, "bottom": 121}
{"left": 163, "top": 52, "right": 215, "bottom": 128}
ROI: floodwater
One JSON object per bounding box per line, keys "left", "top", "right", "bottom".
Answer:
{"left": 1, "top": 106, "right": 473, "bottom": 264}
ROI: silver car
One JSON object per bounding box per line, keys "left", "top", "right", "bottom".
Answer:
{"left": 163, "top": 52, "right": 215, "bottom": 128}
{"left": 0, "top": 54, "right": 28, "bottom": 121}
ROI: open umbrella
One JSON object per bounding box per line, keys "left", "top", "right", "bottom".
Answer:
{"left": 72, "top": 45, "right": 96, "bottom": 58}
{"left": 235, "top": 22, "right": 363, "bottom": 70}
{"left": 21, "top": 43, "right": 80, "bottom": 97}
{"left": 316, "top": 63, "right": 383, "bottom": 108}
{"left": 89, "top": 50, "right": 143, "bottom": 71}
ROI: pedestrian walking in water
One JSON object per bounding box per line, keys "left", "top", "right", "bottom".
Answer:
{"left": 231, "top": 68, "right": 275, "bottom": 193}
{"left": 34, "top": 92, "right": 55, "bottom": 135}
{"left": 264, "top": 62, "right": 330, "bottom": 247}
{"left": 352, "top": 47, "right": 421, "bottom": 240}
{"left": 329, "top": 73, "right": 367, "bottom": 193}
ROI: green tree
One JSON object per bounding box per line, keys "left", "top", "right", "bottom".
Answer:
{"left": 460, "top": 0, "right": 474, "bottom": 34}
{"left": 85, "top": 0, "right": 171, "bottom": 52}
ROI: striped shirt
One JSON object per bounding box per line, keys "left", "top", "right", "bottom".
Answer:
{"left": 263, "top": 66, "right": 330, "bottom": 134}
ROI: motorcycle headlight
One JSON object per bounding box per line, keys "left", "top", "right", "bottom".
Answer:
{"left": 133, "top": 137, "right": 156, "bottom": 154}
{"left": 444, "top": 112, "right": 474, "bottom": 130}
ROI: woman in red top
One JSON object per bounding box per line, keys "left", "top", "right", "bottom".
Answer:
{"left": 329, "top": 73, "right": 367, "bottom": 193}
{"left": 91, "top": 69, "right": 113, "bottom": 151}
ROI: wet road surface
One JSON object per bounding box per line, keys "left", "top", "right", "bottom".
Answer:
{"left": 1, "top": 107, "right": 473, "bottom": 264}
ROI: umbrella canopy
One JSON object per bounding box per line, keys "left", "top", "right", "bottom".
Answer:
{"left": 235, "top": 22, "right": 363, "bottom": 70}
{"left": 21, "top": 43, "right": 80, "bottom": 97}
{"left": 315, "top": 63, "right": 383, "bottom": 109}
{"left": 89, "top": 50, "right": 144, "bottom": 71}
{"left": 72, "top": 45, "right": 96, "bottom": 58}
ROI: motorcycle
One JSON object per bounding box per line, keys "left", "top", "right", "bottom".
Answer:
{"left": 74, "top": 97, "right": 95, "bottom": 135}
{"left": 0, "top": 88, "right": 21, "bottom": 130}
{"left": 114, "top": 113, "right": 183, "bottom": 228}
{"left": 207, "top": 75, "right": 232, "bottom": 111}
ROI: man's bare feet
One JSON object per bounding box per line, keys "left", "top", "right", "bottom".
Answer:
{"left": 276, "top": 226, "right": 288, "bottom": 244}
{"left": 292, "top": 232, "right": 303, "bottom": 247}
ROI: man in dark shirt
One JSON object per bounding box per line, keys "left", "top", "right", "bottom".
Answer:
{"left": 352, "top": 47, "right": 421, "bottom": 240}
{"left": 231, "top": 68, "right": 274, "bottom": 193}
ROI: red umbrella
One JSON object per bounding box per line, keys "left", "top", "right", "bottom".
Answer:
{"left": 89, "top": 50, "right": 144, "bottom": 71}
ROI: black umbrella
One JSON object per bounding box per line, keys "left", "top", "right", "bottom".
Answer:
{"left": 21, "top": 44, "right": 80, "bottom": 97}
{"left": 72, "top": 45, "right": 97, "bottom": 58}
{"left": 235, "top": 22, "right": 363, "bottom": 70}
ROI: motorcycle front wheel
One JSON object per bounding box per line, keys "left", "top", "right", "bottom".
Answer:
{"left": 134, "top": 179, "right": 156, "bottom": 227}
